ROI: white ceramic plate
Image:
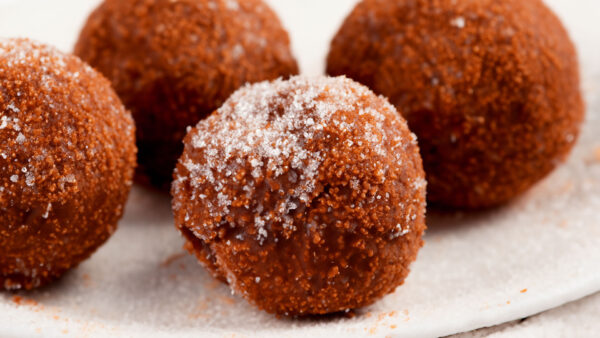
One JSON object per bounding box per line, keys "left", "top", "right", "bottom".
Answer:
{"left": 1, "top": 0, "right": 600, "bottom": 337}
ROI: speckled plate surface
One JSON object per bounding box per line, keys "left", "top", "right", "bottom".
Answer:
{"left": 1, "top": 0, "right": 600, "bottom": 337}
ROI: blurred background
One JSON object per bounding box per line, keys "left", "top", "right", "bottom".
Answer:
{"left": 0, "top": 0, "right": 597, "bottom": 77}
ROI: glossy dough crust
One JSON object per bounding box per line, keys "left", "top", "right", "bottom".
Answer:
{"left": 327, "top": 0, "right": 584, "bottom": 208}
{"left": 75, "top": 0, "right": 299, "bottom": 190}
{"left": 172, "top": 76, "right": 427, "bottom": 315}
{"left": 0, "top": 39, "right": 136, "bottom": 290}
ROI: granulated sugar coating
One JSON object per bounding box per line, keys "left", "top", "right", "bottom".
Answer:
{"left": 172, "top": 75, "right": 427, "bottom": 315}
{"left": 0, "top": 39, "right": 136, "bottom": 290}
{"left": 327, "top": 0, "right": 584, "bottom": 208}
{"left": 75, "top": 0, "right": 299, "bottom": 191}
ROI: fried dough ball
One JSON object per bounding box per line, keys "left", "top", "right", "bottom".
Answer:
{"left": 172, "top": 76, "right": 427, "bottom": 315}
{"left": 0, "top": 39, "right": 136, "bottom": 290}
{"left": 75, "top": 0, "right": 299, "bottom": 190}
{"left": 327, "top": 0, "right": 584, "bottom": 208}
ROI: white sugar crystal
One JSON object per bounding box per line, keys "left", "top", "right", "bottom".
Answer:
{"left": 25, "top": 172, "right": 34, "bottom": 187}
{"left": 256, "top": 216, "right": 268, "bottom": 244}
{"left": 410, "top": 133, "right": 418, "bottom": 145}
{"left": 6, "top": 103, "right": 19, "bottom": 112}
{"left": 217, "top": 192, "right": 231, "bottom": 208}
{"left": 15, "top": 133, "right": 25, "bottom": 144}
{"left": 250, "top": 158, "right": 262, "bottom": 168}
{"left": 225, "top": 0, "right": 239, "bottom": 11}
{"left": 391, "top": 224, "right": 411, "bottom": 239}
{"left": 10, "top": 174, "right": 18, "bottom": 182}
{"left": 413, "top": 178, "right": 427, "bottom": 191}
{"left": 42, "top": 203, "right": 52, "bottom": 219}
{"left": 58, "top": 174, "right": 76, "bottom": 189}
{"left": 451, "top": 16, "right": 466, "bottom": 28}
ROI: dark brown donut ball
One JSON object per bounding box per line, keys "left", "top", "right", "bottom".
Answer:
{"left": 0, "top": 39, "right": 136, "bottom": 290}
{"left": 172, "top": 76, "right": 427, "bottom": 315}
{"left": 75, "top": 0, "right": 299, "bottom": 191}
{"left": 327, "top": 0, "right": 584, "bottom": 208}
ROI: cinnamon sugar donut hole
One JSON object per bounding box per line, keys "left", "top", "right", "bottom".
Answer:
{"left": 75, "top": 0, "right": 299, "bottom": 190}
{"left": 327, "top": 0, "right": 584, "bottom": 208}
{"left": 172, "top": 76, "right": 427, "bottom": 315}
{"left": 0, "top": 39, "right": 136, "bottom": 290}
